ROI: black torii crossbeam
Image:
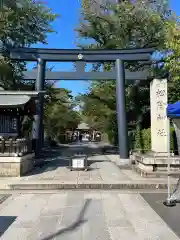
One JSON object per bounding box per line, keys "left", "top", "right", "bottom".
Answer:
{"left": 10, "top": 48, "right": 153, "bottom": 61}
{"left": 23, "top": 68, "right": 152, "bottom": 81}
{"left": 7, "top": 47, "right": 154, "bottom": 164}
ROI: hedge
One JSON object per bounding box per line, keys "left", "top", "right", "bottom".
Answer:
{"left": 133, "top": 127, "right": 177, "bottom": 153}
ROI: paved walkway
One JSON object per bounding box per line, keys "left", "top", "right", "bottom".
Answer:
{"left": 0, "top": 142, "right": 177, "bottom": 189}
{"left": 0, "top": 191, "right": 179, "bottom": 240}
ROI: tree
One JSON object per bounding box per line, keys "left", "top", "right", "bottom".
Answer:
{"left": 76, "top": 80, "right": 117, "bottom": 143}
{"left": 0, "top": 0, "right": 57, "bottom": 89}
{"left": 76, "top": 0, "right": 177, "bottom": 145}
{"left": 78, "top": 0, "right": 172, "bottom": 49}
{"left": 164, "top": 18, "right": 180, "bottom": 81}
{"left": 44, "top": 87, "right": 81, "bottom": 141}
{"left": 0, "top": 1, "right": 81, "bottom": 141}
{"left": 28, "top": 65, "right": 81, "bottom": 141}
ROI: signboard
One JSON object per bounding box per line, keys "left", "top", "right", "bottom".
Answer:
{"left": 0, "top": 116, "right": 18, "bottom": 135}
{"left": 72, "top": 158, "right": 85, "bottom": 168}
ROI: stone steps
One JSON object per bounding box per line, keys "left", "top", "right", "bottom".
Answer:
{"left": 0, "top": 181, "right": 175, "bottom": 190}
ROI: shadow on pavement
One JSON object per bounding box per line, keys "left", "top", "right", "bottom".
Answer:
{"left": 58, "top": 142, "right": 119, "bottom": 155}
{"left": 24, "top": 157, "right": 70, "bottom": 176}
{"left": 141, "top": 193, "right": 180, "bottom": 238}
{"left": 41, "top": 199, "right": 92, "bottom": 240}
{"left": 42, "top": 142, "right": 119, "bottom": 159}
{"left": 25, "top": 157, "right": 101, "bottom": 176}
{"left": 25, "top": 142, "right": 113, "bottom": 176}
{"left": 0, "top": 216, "right": 17, "bottom": 237}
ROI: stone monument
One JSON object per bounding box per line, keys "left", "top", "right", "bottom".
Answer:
{"left": 133, "top": 78, "right": 180, "bottom": 176}
{"left": 150, "top": 78, "right": 168, "bottom": 155}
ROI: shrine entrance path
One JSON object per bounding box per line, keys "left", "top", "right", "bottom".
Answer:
{"left": 0, "top": 191, "right": 179, "bottom": 240}
{"left": 0, "top": 142, "right": 177, "bottom": 190}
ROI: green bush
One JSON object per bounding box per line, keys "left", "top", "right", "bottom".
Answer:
{"left": 57, "top": 134, "right": 66, "bottom": 143}
{"left": 106, "top": 130, "right": 118, "bottom": 145}
{"left": 133, "top": 127, "right": 150, "bottom": 152}
{"left": 101, "top": 133, "right": 109, "bottom": 143}
{"left": 134, "top": 127, "right": 177, "bottom": 153}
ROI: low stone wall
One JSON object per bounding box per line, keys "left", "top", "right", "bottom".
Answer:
{"left": 133, "top": 152, "right": 180, "bottom": 177}
{"left": 0, "top": 153, "right": 35, "bottom": 177}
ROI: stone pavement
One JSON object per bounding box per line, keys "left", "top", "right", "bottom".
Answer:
{"left": 142, "top": 193, "right": 180, "bottom": 239}
{"left": 0, "top": 191, "right": 179, "bottom": 240}
{"left": 0, "top": 195, "right": 9, "bottom": 205}
{"left": 0, "top": 154, "right": 176, "bottom": 190}
{"left": 0, "top": 142, "right": 178, "bottom": 190}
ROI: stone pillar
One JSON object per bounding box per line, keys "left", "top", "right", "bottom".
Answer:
{"left": 150, "top": 79, "right": 168, "bottom": 154}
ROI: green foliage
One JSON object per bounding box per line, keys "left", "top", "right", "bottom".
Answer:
{"left": 77, "top": 0, "right": 179, "bottom": 147}
{"left": 44, "top": 87, "right": 81, "bottom": 141}
{"left": 134, "top": 127, "right": 177, "bottom": 153}
{"left": 0, "top": 0, "right": 58, "bottom": 89}
{"left": 168, "top": 80, "right": 180, "bottom": 103}
{"left": 0, "top": 1, "right": 80, "bottom": 140}
{"left": 164, "top": 19, "right": 180, "bottom": 81}
{"left": 78, "top": 0, "right": 172, "bottom": 49}
{"left": 0, "top": 0, "right": 57, "bottom": 46}
{"left": 134, "top": 128, "right": 151, "bottom": 152}
{"left": 76, "top": 80, "right": 116, "bottom": 141}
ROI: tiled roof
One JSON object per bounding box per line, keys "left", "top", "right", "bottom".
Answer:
{"left": 0, "top": 95, "right": 31, "bottom": 107}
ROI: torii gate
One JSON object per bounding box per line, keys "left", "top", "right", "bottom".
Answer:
{"left": 8, "top": 47, "right": 154, "bottom": 165}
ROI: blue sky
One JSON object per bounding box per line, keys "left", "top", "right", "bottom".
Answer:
{"left": 32, "top": 0, "right": 87, "bottom": 96}
{"left": 32, "top": 0, "right": 180, "bottom": 96}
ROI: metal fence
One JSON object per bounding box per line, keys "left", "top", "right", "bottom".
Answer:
{"left": 0, "top": 138, "right": 32, "bottom": 156}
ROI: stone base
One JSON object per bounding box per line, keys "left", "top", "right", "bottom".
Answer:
{"left": 133, "top": 152, "right": 180, "bottom": 177}
{"left": 0, "top": 153, "right": 35, "bottom": 177}
{"left": 117, "top": 158, "right": 132, "bottom": 168}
